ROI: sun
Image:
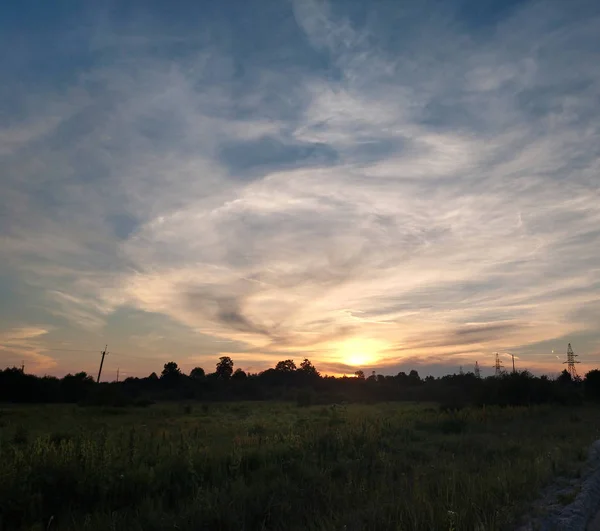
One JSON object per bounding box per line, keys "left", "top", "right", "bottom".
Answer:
{"left": 336, "top": 338, "right": 387, "bottom": 367}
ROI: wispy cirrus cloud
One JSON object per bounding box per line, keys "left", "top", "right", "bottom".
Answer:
{"left": 1, "top": 0, "right": 599, "bottom": 376}
{"left": 0, "top": 328, "right": 56, "bottom": 371}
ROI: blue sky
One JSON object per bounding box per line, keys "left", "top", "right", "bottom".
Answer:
{"left": 1, "top": 0, "right": 599, "bottom": 379}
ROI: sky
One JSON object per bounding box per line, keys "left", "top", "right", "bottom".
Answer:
{"left": 1, "top": 0, "right": 600, "bottom": 380}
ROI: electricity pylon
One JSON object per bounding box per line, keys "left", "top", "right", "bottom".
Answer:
{"left": 494, "top": 353, "right": 504, "bottom": 376}
{"left": 563, "top": 343, "right": 580, "bottom": 379}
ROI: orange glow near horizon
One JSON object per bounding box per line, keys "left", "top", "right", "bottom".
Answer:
{"left": 334, "top": 337, "right": 389, "bottom": 368}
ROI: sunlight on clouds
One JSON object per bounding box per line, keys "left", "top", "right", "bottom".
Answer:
{"left": 0, "top": 328, "right": 56, "bottom": 372}
{"left": 1, "top": 0, "right": 599, "bottom": 375}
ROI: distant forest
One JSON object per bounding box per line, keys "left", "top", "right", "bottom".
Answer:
{"left": 2, "top": 356, "right": 600, "bottom": 408}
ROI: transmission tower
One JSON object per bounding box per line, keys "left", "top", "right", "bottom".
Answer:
{"left": 563, "top": 343, "right": 580, "bottom": 378}
{"left": 494, "top": 353, "right": 504, "bottom": 376}
{"left": 474, "top": 361, "right": 481, "bottom": 379}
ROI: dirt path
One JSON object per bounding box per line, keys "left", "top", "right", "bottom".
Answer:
{"left": 516, "top": 440, "right": 600, "bottom": 531}
{"left": 587, "top": 510, "right": 600, "bottom": 531}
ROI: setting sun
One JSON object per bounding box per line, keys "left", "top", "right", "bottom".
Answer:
{"left": 336, "top": 338, "right": 388, "bottom": 367}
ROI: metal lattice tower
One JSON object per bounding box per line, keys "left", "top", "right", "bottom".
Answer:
{"left": 494, "top": 353, "right": 504, "bottom": 376}
{"left": 563, "top": 343, "right": 580, "bottom": 378}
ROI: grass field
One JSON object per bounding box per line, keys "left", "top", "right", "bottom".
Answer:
{"left": 0, "top": 402, "right": 598, "bottom": 531}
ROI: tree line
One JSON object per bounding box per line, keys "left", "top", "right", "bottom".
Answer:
{"left": 2, "top": 356, "right": 600, "bottom": 408}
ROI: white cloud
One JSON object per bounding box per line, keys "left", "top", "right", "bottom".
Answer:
{"left": 1, "top": 0, "right": 600, "bottom": 373}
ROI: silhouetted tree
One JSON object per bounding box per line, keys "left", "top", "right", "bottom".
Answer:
{"left": 396, "top": 371, "right": 408, "bottom": 383}
{"left": 161, "top": 362, "right": 181, "bottom": 381}
{"left": 232, "top": 368, "right": 247, "bottom": 380}
{"left": 61, "top": 372, "right": 94, "bottom": 402}
{"left": 0, "top": 354, "right": 587, "bottom": 407}
{"left": 408, "top": 370, "right": 421, "bottom": 385}
{"left": 298, "top": 358, "right": 319, "bottom": 377}
{"left": 190, "top": 367, "right": 206, "bottom": 380}
{"left": 585, "top": 369, "right": 600, "bottom": 400}
{"left": 275, "top": 359, "right": 297, "bottom": 372}
{"left": 216, "top": 356, "right": 234, "bottom": 380}
{"left": 557, "top": 369, "right": 572, "bottom": 384}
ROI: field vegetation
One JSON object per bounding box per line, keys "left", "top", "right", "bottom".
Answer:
{"left": 1, "top": 402, "right": 599, "bottom": 531}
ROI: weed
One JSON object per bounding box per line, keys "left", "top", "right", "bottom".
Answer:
{"left": 556, "top": 487, "right": 580, "bottom": 506}
{"left": 296, "top": 389, "right": 315, "bottom": 407}
{"left": 440, "top": 417, "right": 468, "bottom": 434}
{"left": 247, "top": 421, "right": 267, "bottom": 437}
{"left": 49, "top": 431, "right": 72, "bottom": 446}
{"left": 12, "top": 426, "right": 28, "bottom": 445}
{"left": 133, "top": 398, "right": 154, "bottom": 408}
{"left": 0, "top": 403, "right": 598, "bottom": 531}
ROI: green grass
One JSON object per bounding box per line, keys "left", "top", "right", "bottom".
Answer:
{"left": 0, "top": 402, "right": 598, "bottom": 530}
{"left": 556, "top": 486, "right": 581, "bottom": 506}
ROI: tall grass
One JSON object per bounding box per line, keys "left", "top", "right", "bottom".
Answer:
{"left": 0, "top": 403, "right": 597, "bottom": 530}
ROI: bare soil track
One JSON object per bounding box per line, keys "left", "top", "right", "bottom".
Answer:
{"left": 518, "top": 440, "right": 600, "bottom": 531}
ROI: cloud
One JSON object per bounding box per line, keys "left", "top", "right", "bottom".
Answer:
{"left": 1, "top": 0, "right": 600, "bottom": 375}
{"left": 0, "top": 327, "right": 57, "bottom": 372}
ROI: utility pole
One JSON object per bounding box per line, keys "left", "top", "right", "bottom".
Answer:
{"left": 116, "top": 368, "right": 120, "bottom": 383}
{"left": 21, "top": 360, "right": 24, "bottom": 373}
{"left": 512, "top": 354, "right": 516, "bottom": 374}
{"left": 494, "top": 353, "right": 504, "bottom": 376}
{"left": 97, "top": 345, "right": 108, "bottom": 383}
